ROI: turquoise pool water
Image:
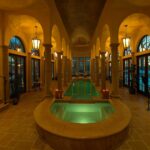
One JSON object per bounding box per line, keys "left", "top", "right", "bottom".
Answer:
{"left": 51, "top": 102, "right": 115, "bottom": 124}
{"left": 64, "top": 79, "right": 99, "bottom": 99}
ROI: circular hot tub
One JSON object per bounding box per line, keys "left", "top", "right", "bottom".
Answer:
{"left": 34, "top": 99, "right": 131, "bottom": 150}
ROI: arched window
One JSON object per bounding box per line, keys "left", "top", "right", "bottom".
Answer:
{"left": 9, "top": 36, "right": 25, "bottom": 52}
{"left": 124, "top": 47, "right": 131, "bottom": 56}
{"left": 137, "top": 35, "right": 150, "bottom": 52}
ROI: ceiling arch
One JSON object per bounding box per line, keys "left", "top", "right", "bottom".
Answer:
{"left": 54, "top": 0, "right": 106, "bottom": 46}
{"left": 0, "top": 0, "right": 37, "bottom": 10}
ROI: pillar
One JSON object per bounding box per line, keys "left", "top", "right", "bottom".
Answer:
{"left": 100, "top": 51, "right": 106, "bottom": 90}
{"left": 95, "top": 56, "right": 99, "bottom": 86}
{"left": 1, "top": 45, "right": 9, "bottom": 103}
{"left": 69, "top": 59, "right": 72, "bottom": 81}
{"left": 57, "top": 51, "right": 63, "bottom": 90}
{"left": 119, "top": 56, "right": 123, "bottom": 87}
{"left": 43, "top": 44, "right": 53, "bottom": 98}
{"left": 41, "top": 56, "right": 45, "bottom": 87}
{"left": 90, "top": 59, "right": 94, "bottom": 81}
{"left": 67, "top": 58, "right": 70, "bottom": 82}
{"left": 63, "top": 56, "right": 67, "bottom": 86}
{"left": 27, "top": 52, "right": 32, "bottom": 91}
{"left": 93, "top": 58, "right": 96, "bottom": 82}
{"left": 110, "top": 43, "right": 120, "bottom": 97}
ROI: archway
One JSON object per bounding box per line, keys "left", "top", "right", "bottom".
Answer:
{"left": 118, "top": 13, "right": 150, "bottom": 93}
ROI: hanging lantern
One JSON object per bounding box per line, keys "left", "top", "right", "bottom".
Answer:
{"left": 122, "top": 25, "right": 131, "bottom": 49}
{"left": 32, "top": 26, "right": 40, "bottom": 50}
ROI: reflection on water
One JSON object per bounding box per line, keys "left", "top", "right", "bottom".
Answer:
{"left": 64, "top": 80, "right": 99, "bottom": 99}
{"left": 51, "top": 102, "right": 115, "bottom": 124}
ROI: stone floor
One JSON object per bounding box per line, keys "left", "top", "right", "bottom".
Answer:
{"left": 0, "top": 82, "right": 150, "bottom": 150}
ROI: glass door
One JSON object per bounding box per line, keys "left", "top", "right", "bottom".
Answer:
{"left": 137, "top": 56, "right": 146, "bottom": 93}
{"left": 9, "top": 54, "right": 26, "bottom": 97}
{"left": 79, "top": 57, "right": 84, "bottom": 75}
{"left": 85, "top": 57, "right": 90, "bottom": 76}
{"left": 123, "top": 58, "right": 132, "bottom": 87}
{"left": 31, "top": 58, "right": 40, "bottom": 87}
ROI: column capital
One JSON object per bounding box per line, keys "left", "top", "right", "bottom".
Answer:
{"left": 57, "top": 51, "right": 63, "bottom": 55}
{"left": 110, "top": 43, "right": 119, "bottom": 49}
{"left": 131, "top": 52, "right": 135, "bottom": 56}
{"left": 95, "top": 55, "right": 99, "bottom": 59}
{"left": 43, "top": 43, "right": 52, "bottom": 49}
{"left": 63, "top": 55, "right": 67, "bottom": 59}
{"left": 0, "top": 45, "right": 9, "bottom": 50}
{"left": 99, "top": 51, "right": 106, "bottom": 55}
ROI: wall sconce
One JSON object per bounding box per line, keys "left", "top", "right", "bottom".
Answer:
{"left": 32, "top": 26, "right": 40, "bottom": 50}
{"left": 54, "top": 52, "right": 58, "bottom": 58}
{"left": 122, "top": 25, "right": 131, "bottom": 49}
{"left": 105, "top": 51, "right": 108, "bottom": 57}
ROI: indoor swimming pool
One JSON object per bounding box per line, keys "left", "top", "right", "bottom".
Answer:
{"left": 64, "top": 79, "right": 99, "bottom": 99}
{"left": 51, "top": 101, "right": 114, "bottom": 124}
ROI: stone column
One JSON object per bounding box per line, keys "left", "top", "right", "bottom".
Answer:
{"left": 76, "top": 57, "right": 79, "bottom": 76}
{"left": 90, "top": 59, "right": 93, "bottom": 80}
{"left": 91, "top": 59, "right": 94, "bottom": 81}
{"left": 63, "top": 56, "right": 67, "bottom": 86}
{"left": 67, "top": 58, "right": 70, "bottom": 82}
{"left": 100, "top": 51, "right": 106, "bottom": 90}
{"left": 41, "top": 56, "right": 45, "bottom": 87}
{"left": 57, "top": 51, "right": 63, "bottom": 90}
{"left": 110, "top": 43, "right": 120, "bottom": 97}
{"left": 69, "top": 59, "right": 72, "bottom": 81}
{"left": 131, "top": 52, "right": 135, "bottom": 65}
{"left": 1, "top": 45, "right": 9, "bottom": 103}
{"left": 119, "top": 56, "right": 123, "bottom": 87}
{"left": 43, "top": 44, "right": 53, "bottom": 98}
{"left": 92, "top": 58, "right": 95, "bottom": 82}
{"left": 95, "top": 56, "right": 99, "bottom": 86}
{"left": 27, "top": 52, "right": 32, "bottom": 91}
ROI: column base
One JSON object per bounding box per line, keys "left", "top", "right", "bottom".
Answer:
{"left": 110, "top": 93, "right": 120, "bottom": 99}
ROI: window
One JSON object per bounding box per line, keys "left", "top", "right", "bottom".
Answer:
{"left": 124, "top": 47, "right": 131, "bottom": 56}
{"left": 137, "top": 35, "right": 150, "bottom": 52}
{"left": 9, "top": 36, "right": 25, "bottom": 52}
{"left": 31, "top": 48, "right": 40, "bottom": 56}
{"left": 72, "top": 57, "right": 90, "bottom": 76}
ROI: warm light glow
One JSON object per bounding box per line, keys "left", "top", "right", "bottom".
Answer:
{"left": 32, "top": 26, "right": 40, "bottom": 50}
{"left": 54, "top": 52, "right": 58, "bottom": 58}
{"left": 32, "top": 38, "right": 40, "bottom": 50}
{"left": 122, "top": 25, "right": 131, "bottom": 49}
{"left": 61, "top": 55, "right": 63, "bottom": 59}
{"left": 105, "top": 52, "right": 108, "bottom": 57}
{"left": 122, "top": 37, "right": 131, "bottom": 49}
{"left": 16, "top": 48, "right": 21, "bottom": 52}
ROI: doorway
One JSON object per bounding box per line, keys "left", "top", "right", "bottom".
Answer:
{"left": 123, "top": 58, "right": 132, "bottom": 87}
{"left": 9, "top": 54, "right": 26, "bottom": 97}
{"left": 137, "top": 55, "right": 150, "bottom": 95}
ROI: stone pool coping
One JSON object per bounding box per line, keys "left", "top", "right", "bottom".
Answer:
{"left": 34, "top": 98, "right": 131, "bottom": 139}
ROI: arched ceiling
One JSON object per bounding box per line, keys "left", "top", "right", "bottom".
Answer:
{"left": 119, "top": 14, "right": 150, "bottom": 42}
{"left": 6, "top": 15, "right": 43, "bottom": 41}
{"left": 126, "top": 0, "right": 150, "bottom": 6}
{"left": 0, "top": 0, "right": 37, "bottom": 10}
{"left": 54, "top": 0, "right": 106, "bottom": 46}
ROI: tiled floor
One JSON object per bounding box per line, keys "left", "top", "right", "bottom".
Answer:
{"left": 0, "top": 82, "right": 150, "bottom": 150}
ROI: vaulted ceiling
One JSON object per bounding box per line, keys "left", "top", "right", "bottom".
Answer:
{"left": 54, "top": 0, "right": 106, "bottom": 46}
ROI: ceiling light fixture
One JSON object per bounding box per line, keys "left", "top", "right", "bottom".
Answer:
{"left": 122, "top": 25, "right": 131, "bottom": 49}
{"left": 32, "top": 25, "right": 40, "bottom": 50}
